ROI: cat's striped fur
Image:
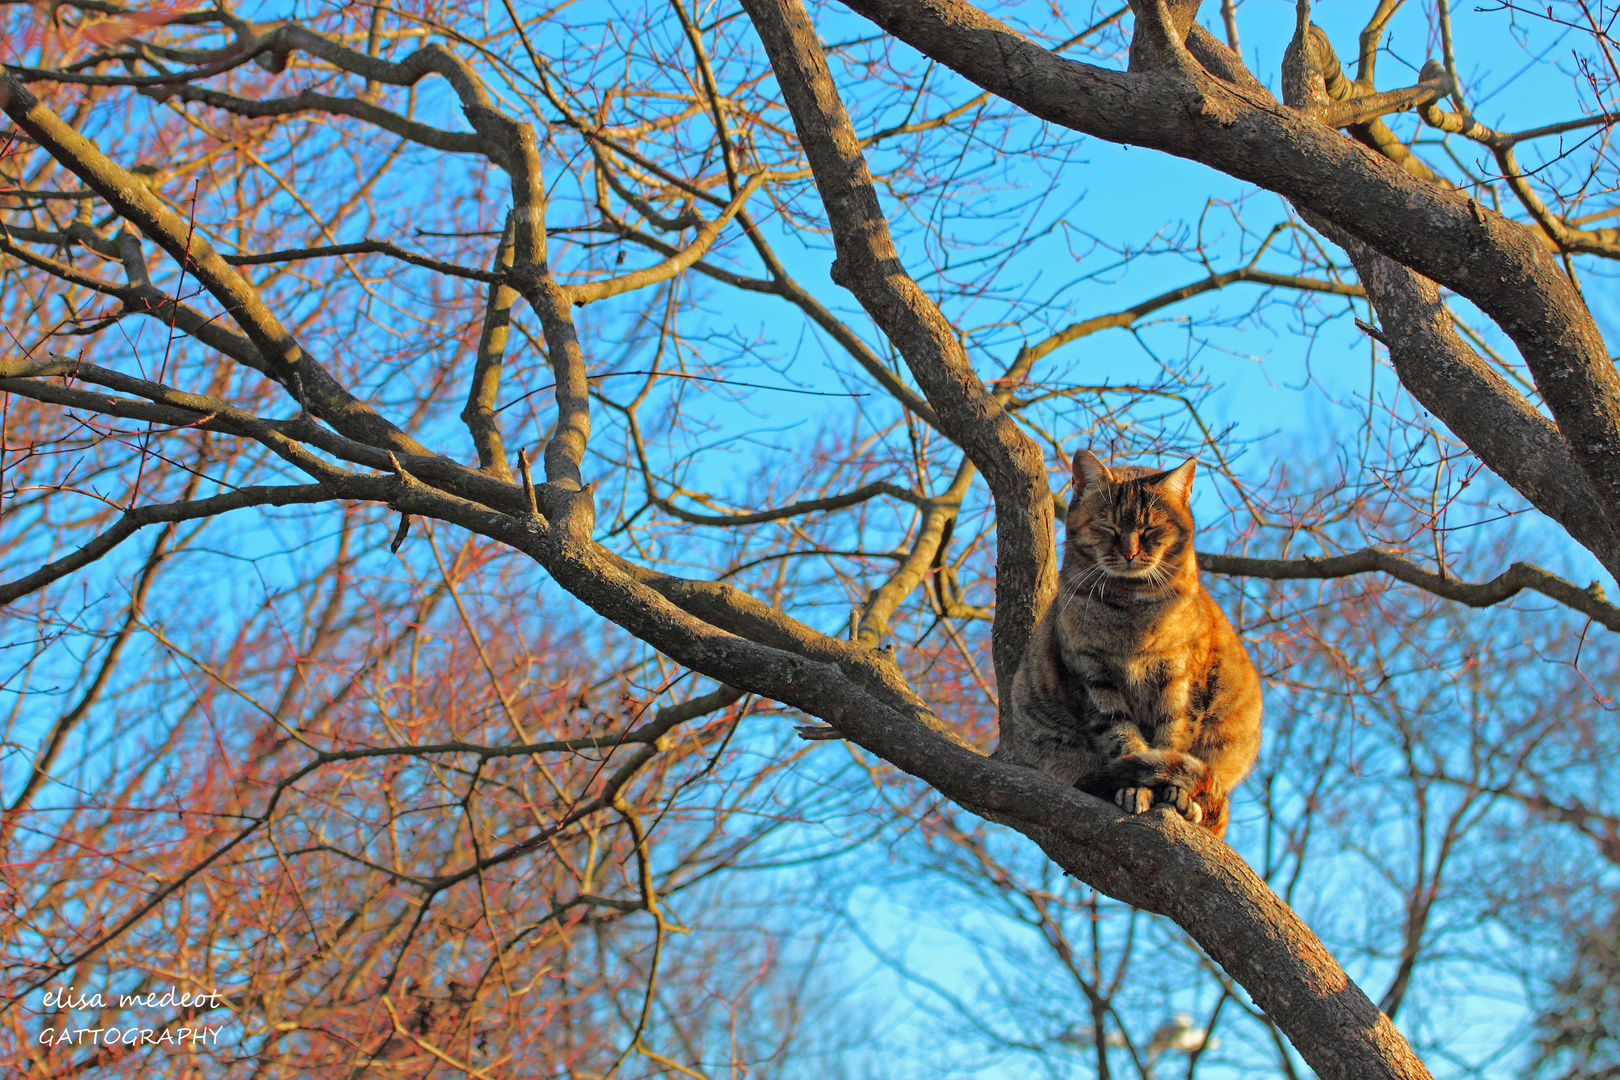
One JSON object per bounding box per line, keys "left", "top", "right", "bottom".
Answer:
{"left": 994, "top": 450, "right": 1262, "bottom": 837}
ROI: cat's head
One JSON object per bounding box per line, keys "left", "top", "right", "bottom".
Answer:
{"left": 1065, "top": 449, "right": 1196, "bottom": 581}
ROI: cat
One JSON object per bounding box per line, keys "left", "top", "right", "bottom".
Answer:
{"left": 994, "top": 449, "right": 1262, "bottom": 838}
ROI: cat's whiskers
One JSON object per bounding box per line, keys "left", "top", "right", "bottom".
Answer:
{"left": 1058, "top": 562, "right": 1108, "bottom": 614}
{"left": 1145, "top": 560, "right": 1173, "bottom": 597}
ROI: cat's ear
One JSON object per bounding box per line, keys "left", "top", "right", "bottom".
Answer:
{"left": 1072, "top": 449, "right": 1115, "bottom": 493}
{"left": 1159, "top": 458, "right": 1196, "bottom": 505}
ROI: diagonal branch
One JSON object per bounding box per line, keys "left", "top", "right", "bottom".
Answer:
{"left": 740, "top": 0, "right": 1056, "bottom": 684}
{"left": 857, "top": 461, "right": 977, "bottom": 644}
{"left": 224, "top": 240, "right": 500, "bottom": 282}
{"left": 652, "top": 480, "right": 927, "bottom": 527}
{"left": 1334, "top": 230, "right": 1620, "bottom": 578}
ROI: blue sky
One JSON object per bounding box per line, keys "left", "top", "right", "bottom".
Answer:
{"left": 6, "top": 1, "right": 1615, "bottom": 1074}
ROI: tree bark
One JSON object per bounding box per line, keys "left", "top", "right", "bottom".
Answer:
{"left": 740, "top": 0, "right": 1057, "bottom": 683}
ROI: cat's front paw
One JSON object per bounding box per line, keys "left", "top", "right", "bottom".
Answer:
{"left": 1114, "top": 787, "right": 1154, "bottom": 814}
{"left": 1153, "top": 784, "right": 1204, "bottom": 824}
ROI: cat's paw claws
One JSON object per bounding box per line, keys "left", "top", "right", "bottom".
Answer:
{"left": 1115, "top": 787, "right": 1152, "bottom": 814}
{"left": 1154, "top": 786, "right": 1192, "bottom": 814}
{"left": 1150, "top": 786, "right": 1203, "bottom": 825}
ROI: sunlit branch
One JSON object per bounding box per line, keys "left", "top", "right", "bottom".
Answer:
{"left": 1199, "top": 548, "right": 1620, "bottom": 631}
{"left": 858, "top": 461, "right": 978, "bottom": 645}
{"left": 1284, "top": 18, "right": 1451, "bottom": 130}
{"left": 1219, "top": 0, "right": 1240, "bottom": 52}
{"left": 378, "top": 995, "right": 500, "bottom": 1080}
{"left": 654, "top": 480, "right": 928, "bottom": 527}
{"left": 1493, "top": 143, "right": 1620, "bottom": 259}
{"left": 224, "top": 239, "right": 500, "bottom": 282}
{"left": 671, "top": 0, "right": 742, "bottom": 197}
{"left": 143, "top": 84, "right": 484, "bottom": 156}
{"left": 1434, "top": 0, "right": 1468, "bottom": 116}
{"left": 1320, "top": 222, "right": 1620, "bottom": 577}
{"left": 0, "top": 482, "right": 343, "bottom": 607}
{"left": 1420, "top": 99, "right": 1620, "bottom": 153}
{"left": 1408, "top": 99, "right": 1620, "bottom": 257}
{"left": 1356, "top": 0, "right": 1405, "bottom": 85}
{"left": 1319, "top": 73, "right": 1451, "bottom": 130}
{"left": 461, "top": 216, "right": 518, "bottom": 481}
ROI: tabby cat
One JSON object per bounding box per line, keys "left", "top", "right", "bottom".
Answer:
{"left": 994, "top": 450, "right": 1262, "bottom": 838}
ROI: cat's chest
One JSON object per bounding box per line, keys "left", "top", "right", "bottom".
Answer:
{"left": 1061, "top": 630, "right": 1200, "bottom": 719}
{"left": 1114, "top": 652, "right": 1182, "bottom": 689}
{"left": 1062, "top": 606, "right": 1199, "bottom": 679}
{"left": 1094, "top": 649, "right": 1192, "bottom": 701}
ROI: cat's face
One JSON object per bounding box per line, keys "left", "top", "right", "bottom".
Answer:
{"left": 1066, "top": 451, "right": 1195, "bottom": 581}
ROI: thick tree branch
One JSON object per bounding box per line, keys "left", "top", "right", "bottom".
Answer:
{"left": 141, "top": 84, "right": 485, "bottom": 156}
{"left": 741, "top": 0, "right": 1056, "bottom": 685}
{"left": 1335, "top": 232, "right": 1620, "bottom": 579}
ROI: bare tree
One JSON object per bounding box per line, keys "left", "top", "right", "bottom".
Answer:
{"left": 4, "top": 0, "right": 1620, "bottom": 1076}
